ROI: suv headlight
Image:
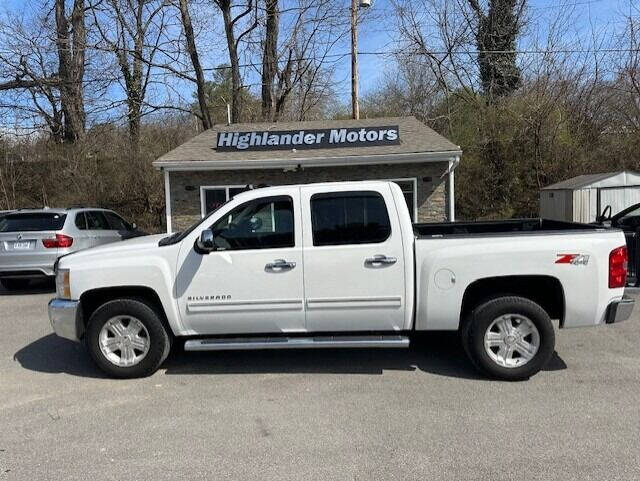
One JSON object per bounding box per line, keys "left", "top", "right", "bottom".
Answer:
{"left": 55, "top": 268, "right": 71, "bottom": 299}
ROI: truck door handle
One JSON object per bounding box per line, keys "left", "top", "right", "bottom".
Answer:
{"left": 265, "top": 259, "right": 296, "bottom": 270}
{"left": 365, "top": 254, "right": 397, "bottom": 266}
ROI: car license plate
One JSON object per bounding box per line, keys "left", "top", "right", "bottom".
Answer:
{"left": 13, "top": 241, "right": 32, "bottom": 250}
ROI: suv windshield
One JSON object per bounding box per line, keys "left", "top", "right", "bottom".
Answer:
{"left": 0, "top": 213, "right": 67, "bottom": 232}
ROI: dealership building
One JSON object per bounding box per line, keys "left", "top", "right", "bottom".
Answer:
{"left": 153, "top": 116, "right": 462, "bottom": 232}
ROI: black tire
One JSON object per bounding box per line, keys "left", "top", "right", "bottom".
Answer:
{"left": 0, "top": 278, "right": 30, "bottom": 290}
{"left": 86, "top": 298, "right": 171, "bottom": 379}
{"left": 461, "top": 296, "right": 555, "bottom": 381}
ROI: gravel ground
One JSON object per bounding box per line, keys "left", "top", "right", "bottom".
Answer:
{"left": 1, "top": 282, "right": 639, "bottom": 480}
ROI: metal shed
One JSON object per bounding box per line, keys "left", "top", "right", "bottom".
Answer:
{"left": 540, "top": 171, "right": 640, "bottom": 223}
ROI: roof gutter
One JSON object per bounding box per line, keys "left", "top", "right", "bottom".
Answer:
{"left": 153, "top": 150, "right": 463, "bottom": 171}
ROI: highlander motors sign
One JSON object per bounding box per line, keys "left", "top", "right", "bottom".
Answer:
{"left": 216, "top": 125, "right": 400, "bottom": 152}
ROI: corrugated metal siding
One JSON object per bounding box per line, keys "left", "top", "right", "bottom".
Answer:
{"left": 541, "top": 172, "right": 640, "bottom": 222}
{"left": 540, "top": 190, "right": 572, "bottom": 221}
{"left": 572, "top": 188, "right": 601, "bottom": 222}
{"left": 600, "top": 187, "right": 640, "bottom": 215}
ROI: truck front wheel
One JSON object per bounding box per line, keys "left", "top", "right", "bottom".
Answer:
{"left": 461, "top": 296, "right": 555, "bottom": 381}
{"left": 86, "top": 299, "right": 171, "bottom": 378}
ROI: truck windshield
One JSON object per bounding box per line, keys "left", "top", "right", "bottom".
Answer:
{"left": 0, "top": 213, "right": 67, "bottom": 232}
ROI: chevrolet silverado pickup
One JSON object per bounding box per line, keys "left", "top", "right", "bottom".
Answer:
{"left": 48, "top": 181, "right": 634, "bottom": 380}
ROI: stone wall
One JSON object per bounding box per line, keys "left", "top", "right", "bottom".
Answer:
{"left": 168, "top": 161, "right": 450, "bottom": 231}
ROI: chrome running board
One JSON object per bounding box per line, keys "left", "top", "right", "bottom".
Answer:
{"left": 183, "top": 335, "right": 410, "bottom": 351}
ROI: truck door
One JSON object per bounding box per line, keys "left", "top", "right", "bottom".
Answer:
{"left": 301, "top": 184, "right": 407, "bottom": 332}
{"left": 176, "top": 189, "right": 306, "bottom": 335}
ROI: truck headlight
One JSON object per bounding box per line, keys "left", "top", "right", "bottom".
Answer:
{"left": 55, "top": 269, "right": 71, "bottom": 299}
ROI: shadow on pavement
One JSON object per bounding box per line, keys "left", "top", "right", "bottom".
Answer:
{"left": 13, "top": 334, "right": 106, "bottom": 379}
{"left": 163, "top": 332, "right": 567, "bottom": 379}
{"left": 15, "top": 332, "right": 567, "bottom": 380}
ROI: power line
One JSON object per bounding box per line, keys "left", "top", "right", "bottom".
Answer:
{"left": 1, "top": 47, "right": 639, "bottom": 89}
{"left": 529, "top": 0, "right": 606, "bottom": 10}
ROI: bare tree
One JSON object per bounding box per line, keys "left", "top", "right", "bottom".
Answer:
{"left": 261, "top": 0, "right": 279, "bottom": 120}
{"left": 257, "top": 0, "right": 349, "bottom": 121}
{"left": 213, "top": 0, "right": 259, "bottom": 123}
{"left": 0, "top": 0, "right": 86, "bottom": 142}
{"left": 177, "top": 0, "right": 212, "bottom": 129}
{"left": 55, "top": 0, "right": 86, "bottom": 141}
{"left": 91, "top": 0, "right": 169, "bottom": 143}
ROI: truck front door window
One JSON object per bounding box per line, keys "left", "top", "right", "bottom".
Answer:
{"left": 210, "top": 196, "right": 294, "bottom": 250}
{"left": 310, "top": 192, "right": 391, "bottom": 246}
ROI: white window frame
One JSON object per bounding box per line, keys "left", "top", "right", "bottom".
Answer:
{"left": 384, "top": 177, "right": 418, "bottom": 222}
{"left": 200, "top": 185, "right": 246, "bottom": 218}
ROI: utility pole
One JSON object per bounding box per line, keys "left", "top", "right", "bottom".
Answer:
{"left": 350, "top": 0, "right": 359, "bottom": 120}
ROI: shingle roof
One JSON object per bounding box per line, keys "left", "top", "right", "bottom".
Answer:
{"left": 153, "top": 116, "right": 461, "bottom": 167}
{"left": 542, "top": 171, "right": 640, "bottom": 190}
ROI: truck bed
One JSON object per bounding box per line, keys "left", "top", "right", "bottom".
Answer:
{"left": 414, "top": 218, "right": 604, "bottom": 238}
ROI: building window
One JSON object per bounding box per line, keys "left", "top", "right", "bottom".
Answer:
{"left": 386, "top": 178, "right": 417, "bottom": 221}
{"left": 200, "top": 185, "right": 246, "bottom": 217}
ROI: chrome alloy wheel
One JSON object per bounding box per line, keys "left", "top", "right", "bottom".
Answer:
{"left": 484, "top": 314, "right": 540, "bottom": 368}
{"left": 98, "top": 316, "right": 150, "bottom": 367}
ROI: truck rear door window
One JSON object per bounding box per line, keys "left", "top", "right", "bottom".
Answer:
{"left": 0, "top": 213, "right": 67, "bottom": 232}
{"left": 311, "top": 191, "right": 391, "bottom": 246}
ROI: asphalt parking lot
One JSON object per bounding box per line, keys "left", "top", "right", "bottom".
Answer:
{"left": 1, "top": 283, "right": 640, "bottom": 481}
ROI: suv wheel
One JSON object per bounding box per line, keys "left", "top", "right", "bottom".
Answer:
{"left": 1, "top": 278, "right": 30, "bottom": 290}
{"left": 461, "top": 296, "right": 555, "bottom": 381}
{"left": 86, "top": 299, "right": 171, "bottom": 378}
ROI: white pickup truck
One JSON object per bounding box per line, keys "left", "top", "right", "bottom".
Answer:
{"left": 48, "top": 181, "right": 634, "bottom": 380}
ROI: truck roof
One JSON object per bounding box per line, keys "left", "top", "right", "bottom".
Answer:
{"left": 231, "top": 180, "right": 394, "bottom": 200}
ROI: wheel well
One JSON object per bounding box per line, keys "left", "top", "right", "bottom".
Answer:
{"left": 80, "top": 286, "right": 171, "bottom": 335}
{"left": 461, "top": 275, "right": 565, "bottom": 327}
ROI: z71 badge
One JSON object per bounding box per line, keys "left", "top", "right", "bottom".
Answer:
{"left": 555, "top": 254, "right": 590, "bottom": 266}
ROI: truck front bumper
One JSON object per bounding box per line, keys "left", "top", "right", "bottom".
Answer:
{"left": 606, "top": 296, "right": 635, "bottom": 324}
{"left": 48, "top": 298, "right": 83, "bottom": 341}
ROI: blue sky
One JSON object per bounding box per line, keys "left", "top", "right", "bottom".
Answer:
{"left": 0, "top": 0, "right": 632, "bottom": 125}
{"left": 353, "top": 0, "right": 630, "bottom": 95}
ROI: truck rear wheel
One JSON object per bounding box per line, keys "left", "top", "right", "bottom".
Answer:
{"left": 461, "top": 296, "right": 555, "bottom": 381}
{"left": 86, "top": 299, "right": 170, "bottom": 378}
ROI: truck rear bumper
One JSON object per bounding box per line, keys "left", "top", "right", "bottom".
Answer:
{"left": 48, "top": 298, "right": 83, "bottom": 341}
{"left": 606, "top": 296, "right": 635, "bottom": 324}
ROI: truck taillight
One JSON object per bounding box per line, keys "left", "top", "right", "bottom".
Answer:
{"left": 42, "top": 234, "right": 73, "bottom": 249}
{"left": 609, "top": 245, "right": 628, "bottom": 288}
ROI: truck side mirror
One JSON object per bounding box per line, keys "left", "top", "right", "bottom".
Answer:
{"left": 195, "top": 229, "right": 215, "bottom": 254}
